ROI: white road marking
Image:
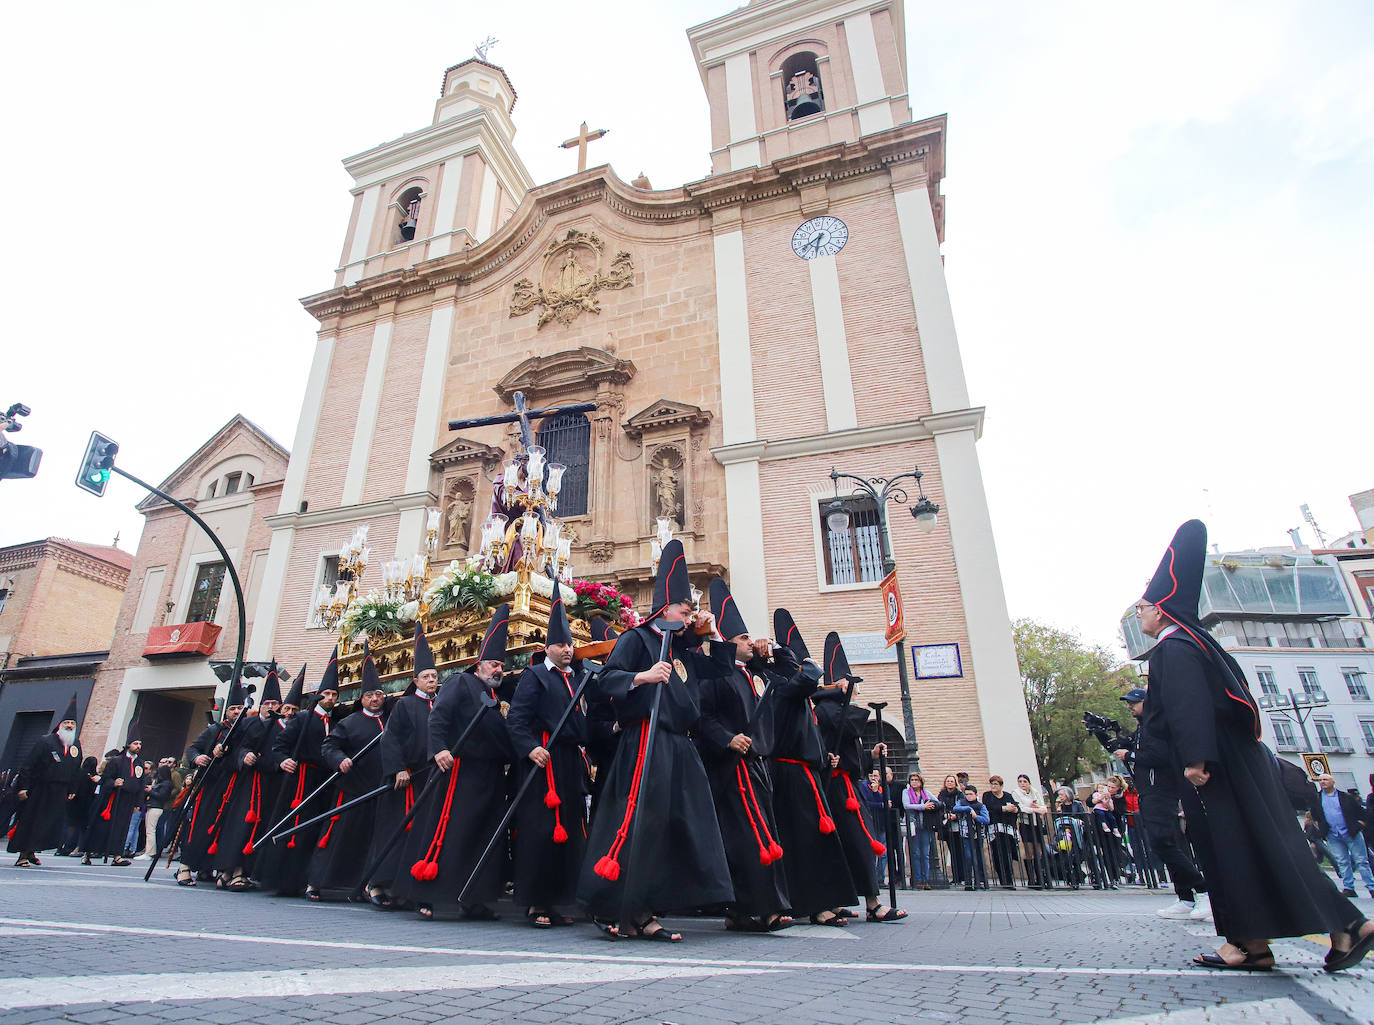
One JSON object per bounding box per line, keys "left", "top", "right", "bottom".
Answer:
{"left": 0, "top": 961, "right": 781, "bottom": 1010}
{"left": 1, "top": 917, "right": 1365, "bottom": 980}
{"left": 1071, "top": 997, "right": 1322, "bottom": 1025}
{"left": 769, "top": 924, "right": 860, "bottom": 940}
{"left": 0, "top": 927, "right": 96, "bottom": 937}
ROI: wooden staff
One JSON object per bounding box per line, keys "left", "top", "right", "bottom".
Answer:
{"left": 253, "top": 721, "right": 386, "bottom": 850}
{"left": 869, "top": 700, "right": 899, "bottom": 911}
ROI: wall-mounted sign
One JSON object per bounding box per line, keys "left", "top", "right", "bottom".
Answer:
{"left": 879, "top": 570, "right": 905, "bottom": 646}
{"left": 837, "top": 632, "right": 898, "bottom": 665}
{"left": 913, "top": 643, "right": 962, "bottom": 679}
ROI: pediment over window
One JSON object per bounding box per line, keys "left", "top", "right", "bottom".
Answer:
{"left": 429, "top": 434, "right": 505, "bottom": 470}
{"left": 622, "top": 398, "right": 712, "bottom": 441}
{"left": 494, "top": 346, "right": 636, "bottom": 404}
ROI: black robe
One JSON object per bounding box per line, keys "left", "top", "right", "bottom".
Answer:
{"left": 84, "top": 749, "right": 150, "bottom": 858}
{"left": 812, "top": 690, "right": 880, "bottom": 898}
{"left": 8, "top": 734, "right": 83, "bottom": 854}
{"left": 309, "top": 708, "right": 386, "bottom": 895}
{"left": 765, "top": 663, "right": 857, "bottom": 914}
{"left": 392, "top": 673, "right": 513, "bottom": 912}
{"left": 369, "top": 692, "right": 435, "bottom": 891}
{"left": 212, "top": 714, "right": 276, "bottom": 873}
{"left": 695, "top": 653, "right": 789, "bottom": 918}
{"left": 178, "top": 721, "right": 238, "bottom": 870}
{"left": 507, "top": 661, "right": 590, "bottom": 909}
{"left": 577, "top": 624, "right": 733, "bottom": 918}
{"left": 257, "top": 707, "right": 332, "bottom": 894}
{"left": 1144, "top": 631, "right": 1361, "bottom": 939}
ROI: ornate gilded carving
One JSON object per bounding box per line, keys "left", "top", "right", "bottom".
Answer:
{"left": 509, "top": 229, "right": 634, "bottom": 329}
{"left": 586, "top": 540, "right": 615, "bottom": 563}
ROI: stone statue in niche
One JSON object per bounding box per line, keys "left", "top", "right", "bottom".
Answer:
{"left": 649, "top": 447, "right": 685, "bottom": 532}
{"left": 446, "top": 480, "right": 475, "bottom": 551}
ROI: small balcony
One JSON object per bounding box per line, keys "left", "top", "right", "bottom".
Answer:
{"left": 1318, "top": 738, "right": 1355, "bottom": 755}
{"left": 1364, "top": 738, "right": 1374, "bottom": 755}
{"left": 143, "top": 622, "right": 222, "bottom": 658}
{"left": 1275, "top": 741, "right": 1301, "bottom": 753}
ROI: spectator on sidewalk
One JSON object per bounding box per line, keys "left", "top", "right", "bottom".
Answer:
{"left": 142, "top": 762, "right": 175, "bottom": 858}
{"left": 1312, "top": 774, "right": 1374, "bottom": 898}
{"left": 983, "top": 776, "right": 1019, "bottom": 889}
{"left": 862, "top": 769, "right": 889, "bottom": 885}
{"left": 937, "top": 774, "right": 964, "bottom": 885}
{"left": 954, "top": 785, "right": 989, "bottom": 890}
{"left": 903, "top": 773, "right": 938, "bottom": 890}
{"left": 1012, "top": 773, "right": 1049, "bottom": 888}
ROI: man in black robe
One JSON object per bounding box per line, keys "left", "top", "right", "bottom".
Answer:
{"left": 811, "top": 633, "right": 905, "bottom": 924}
{"left": 582, "top": 616, "right": 621, "bottom": 819}
{"left": 83, "top": 720, "right": 150, "bottom": 867}
{"left": 368, "top": 626, "right": 440, "bottom": 908}
{"left": 694, "top": 579, "right": 791, "bottom": 931}
{"left": 261, "top": 653, "right": 339, "bottom": 896}
{"left": 247, "top": 663, "right": 304, "bottom": 888}
{"left": 10, "top": 694, "right": 84, "bottom": 867}
{"left": 578, "top": 540, "right": 733, "bottom": 941}
{"left": 767, "top": 610, "right": 857, "bottom": 925}
{"left": 308, "top": 647, "right": 388, "bottom": 900}
{"left": 176, "top": 681, "right": 250, "bottom": 883}
{"left": 1135, "top": 519, "right": 1371, "bottom": 972}
{"left": 212, "top": 667, "right": 284, "bottom": 889}
{"left": 508, "top": 589, "right": 590, "bottom": 928}
{"left": 393, "top": 605, "right": 513, "bottom": 920}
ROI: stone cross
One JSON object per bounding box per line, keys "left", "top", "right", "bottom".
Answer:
{"left": 560, "top": 121, "right": 609, "bottom": 172}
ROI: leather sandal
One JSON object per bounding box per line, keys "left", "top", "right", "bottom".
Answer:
{"left": 631, "top": 916, "right": 681, "bottom": 942}
{"left": 528, "top": 909, "right": 554, "bottom": 929}
{"left": 809, "top": 911, "right": 846, "bottom": 927}
{"left": 415, "top": 903, "right": 434, "bottom": 921}
{"left": 1325, "top": 918, "right": 1374, "bottom": 973}
{"left": 1194, "top": 948, "right": 1274, "bottom": 972}
{"left": 176, "top": 868, "right": 196, "bottom": 887}
{"left": 866, "top": 905, "right": 908, "bottom": 923}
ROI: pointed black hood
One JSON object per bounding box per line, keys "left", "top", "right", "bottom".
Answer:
{"left": 773, "top": 608, "right": 811, "bottom": 661}
{"left": 710, "top": 577, "right": 748, "bottom": 640}
{"left": 546, "top": 581, "right": 573, "bottom": 646}
{"left": 648, "top": 539, "right": 691, "bottom": 621}
{"left": 823, "top": 631, "right": 861, "bottom": 687}
{"left": 589, "top": 616, "right": 618, "bottom": 644}
{"left": 260, "top": 665, "right": 283, "bottom": 705}
{"left": 283, "top": 663, "right": 307, "bottom": 707}
{"left": 413, "top": 623, "right": 436, "bottom": 674}
{"left": 1142, "top": 519, "right": 1261, "bottom": 739}
{"left": 316, "top": 645, "right": 341, "bottom": 696}
{"left": 359, "top": 642, "right": 384, "bottom": 695}
{"left": 124, "top": 718, "right": 142, "bottom": 747}
{"left": 478, "top": 604, "right": 511, "bottom": 664}
{"left": 55, "top": 692, "right": 80, "bottom": 731}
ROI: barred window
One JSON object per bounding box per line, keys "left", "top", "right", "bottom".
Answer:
{"left": 820, "top": 497, "right": 883, "bottom": 585}
{"left": 537, "top": 411, "right": 590, "bottom": 517}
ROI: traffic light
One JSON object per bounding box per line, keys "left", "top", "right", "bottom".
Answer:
{"left": 0, "top": 402, "right": 41, "bottom": 481}
{"left": 76, "top": 431, "right": 119, "bottom": 497}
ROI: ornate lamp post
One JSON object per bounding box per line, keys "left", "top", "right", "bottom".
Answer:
{"left": 824, "top": 465, "right": 939, "bottom": 772}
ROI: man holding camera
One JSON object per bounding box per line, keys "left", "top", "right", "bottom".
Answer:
{"left": 1097, "top": 688, "right": 1211, "bottom": 921}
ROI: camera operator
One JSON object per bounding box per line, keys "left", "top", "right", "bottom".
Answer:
{"left": 1115, "top": 687, "right": 1212, "bottom": 921}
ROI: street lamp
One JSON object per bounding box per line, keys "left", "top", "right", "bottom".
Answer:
{"left": 825, "top": 465, "right": 940, "bottom": 772}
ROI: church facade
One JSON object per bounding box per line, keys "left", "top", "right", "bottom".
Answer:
{"left": 248, "top": 0, "right": 1035, "bottom": 780}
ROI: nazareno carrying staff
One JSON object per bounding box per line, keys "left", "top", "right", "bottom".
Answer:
{"left": 811, "top": 633, "right": 905, "bottom": 923}
{"left": 694, "top": 577, "right": 791, "bottom": 932}
{"left": 9, "top": 693, "right": 84, "bottom": 868}
{"left": 209, "top": 668, "right": 286, "bottom": 890}
{"left": 84, "top": 718, "right": 149, "bottom": 867}
{"left": 577, "top": 539, "right": 733, "bottom": 942}
{"left": 247, "top": 663, "right": 306, "bottom": 889}
{"left": 391, "top": 605, "right": 514, "bottom": 921}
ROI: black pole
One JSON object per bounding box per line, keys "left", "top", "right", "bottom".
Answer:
{"left": 251, "top": 710, "right": 311, "bottom": 854}
{"left": 253, "top": 725, "right": 387, "bottom": 850}
{"left": 458, "top": 666, "right": 603, "bottom": 905}
{"left": 869, "top": 701, "right": 898, "bottom": 911}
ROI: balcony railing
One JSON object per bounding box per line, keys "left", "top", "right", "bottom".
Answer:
{"left": 1318, "top": 738, "right": 1355, "bottom": 755}
{"left": 1275, "top": 741, "right": 1301, "bottom": 753}
{"left": 143, "top": 621, "right": 221, "bottom": 658}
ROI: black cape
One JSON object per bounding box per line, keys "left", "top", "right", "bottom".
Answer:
{"left": 256, "top": 707, "right": 332, "bottom": 894}
{"left": 577, "top": 623, "right": 733, "bottom": 918}
{"left": 178, "top": 721, "right": 237, "bottom": 871}
{"left": 212, "top": 713, "right": 277, "bottom": 873}
{"left": 1145, "top": 630, "right": 1361, "bottom": 939}
{"left": 8, "top": 734, "right": 83, "bottom": 854}
{"left": 308, "top": 708, "right": 386, "bottom": 895}
{"left": 84, "top": 749, "right": 150, "bottom": 858}
{"left": 392, "top": 672, "right": 513, "bottom": 912}
{"left": 812, "top": 690, "right": 881, "bottom": 898}
{"left": 369, "top": 691, "right": 435, "bottom": 891}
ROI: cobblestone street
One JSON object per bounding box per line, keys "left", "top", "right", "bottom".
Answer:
{"left": 1, "top": 861, "right": 1370, "bottom": 1025}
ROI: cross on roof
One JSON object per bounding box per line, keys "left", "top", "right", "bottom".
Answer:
{"left": 560, "top": 121, "right": 609, "bottom": 173}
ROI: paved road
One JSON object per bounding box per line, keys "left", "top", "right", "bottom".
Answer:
{"left": 0, "top": 860, "right": 1370, "bottom": 1025}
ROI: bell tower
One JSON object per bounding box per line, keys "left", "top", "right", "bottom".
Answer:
{"left": 688, "top": 0, "right": 912, "bottom": 174}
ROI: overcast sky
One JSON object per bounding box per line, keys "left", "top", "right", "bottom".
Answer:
{"left": 4, "top": 1, "right": 1370, "bottom": 656}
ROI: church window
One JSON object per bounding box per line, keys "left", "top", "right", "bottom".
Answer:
{"left": 394, "top": 186, "right": 423, "bottom": 245}
{"left": 782, "top": 52, "right": 824, "bottom": 122}
{"left": 223, "top": 472, "right": 242, "bottom": 495}
{"left": 819, "top": 496, "right": 883, "bottom": 585}
{"left": 205, "top": 480, "right": 217, "bottom": 499}
{"left": 537, "top": 411, "right": 590, "bottom": 517}
{"left": 186, "top": 562, "right": 227, "bottom": 623}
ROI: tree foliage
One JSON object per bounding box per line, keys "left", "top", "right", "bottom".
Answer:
{"left": 1015, "top": 618, "right": 1140, "bottom": 788}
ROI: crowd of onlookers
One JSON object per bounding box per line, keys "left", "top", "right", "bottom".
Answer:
{"left": 859, "top": 768, "right": 1374, "bottom": 895}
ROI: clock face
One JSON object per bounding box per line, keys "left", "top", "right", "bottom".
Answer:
{"left": 792, "top": 216, "right": 849, "bottom": 260}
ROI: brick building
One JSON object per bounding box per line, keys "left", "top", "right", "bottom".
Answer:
{"left": 0, "top": 537, "right": 131, "bottom": 766}
{"left": 247, "top": 0, "right": 1036, "bottom": 780}
{"left": 84, "top": 415, "right": 288, "bottom": 763}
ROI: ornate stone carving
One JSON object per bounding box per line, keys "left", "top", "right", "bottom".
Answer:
{"left": 495, "top": 346, "right": 635, "bottom": 405}
{"left": 622, "top": 398, "right": 712, "bottom": 442}
{"left": 509, "top": 228, "right": 634, "bottom": 329}
{"left": 445, "top": 479, "right": 475, "bottom": 552}
{"left": 648, "top": 446, "right": 686, "bottom": 532}
{"left": 586, "top": 540, "right": 615, "bottom": 563}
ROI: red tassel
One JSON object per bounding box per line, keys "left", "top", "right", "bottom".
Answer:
{"left": 544, "top": 790, "right": 561, "bottom": 808}
{"left": 594, "top": 855, "right": 621, "bottom": 880}
{"left": 819, "top": 814, "right": 835, "bottom": 834}
{"left": 845, "top": 796, "right": 860, "bottom": 812}
{"left": 101, "top": 809, "right": 111, "bottom": 821}
{"left": 552, "top": 822, "right": 568, "bottom": 844}
{"left": 870, "top": 839, "right": 887, "bottom": 856}
{"left": 757, "top": 849, "right": 772, "bottom": 866}
{"left": 242, "top": 842, "right": 254, "bottom": 855}
{"left": 245, "top": 811, "right": 259, "bottom": 824}
{"left": 424, "top": 861, "right": 439, "bottom": 880}
{"left": 410, "top": 859, "right": 429, "bottom": 881}
{"left": 207, "top": 840, "right": 218, "bottom": 855}
{"left": 769, "top": 841, "right": 784, "bottom": 861}
{"left": 290, "top": 798, "right": 302, "bottom": 809}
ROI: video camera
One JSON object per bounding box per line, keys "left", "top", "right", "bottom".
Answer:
{"left": 1083, "top": 710, "right": 1134, "bottom": 760}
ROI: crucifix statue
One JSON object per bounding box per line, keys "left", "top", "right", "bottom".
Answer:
{"left": 560, "top": 121, "right": 609, "bottom": 173}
